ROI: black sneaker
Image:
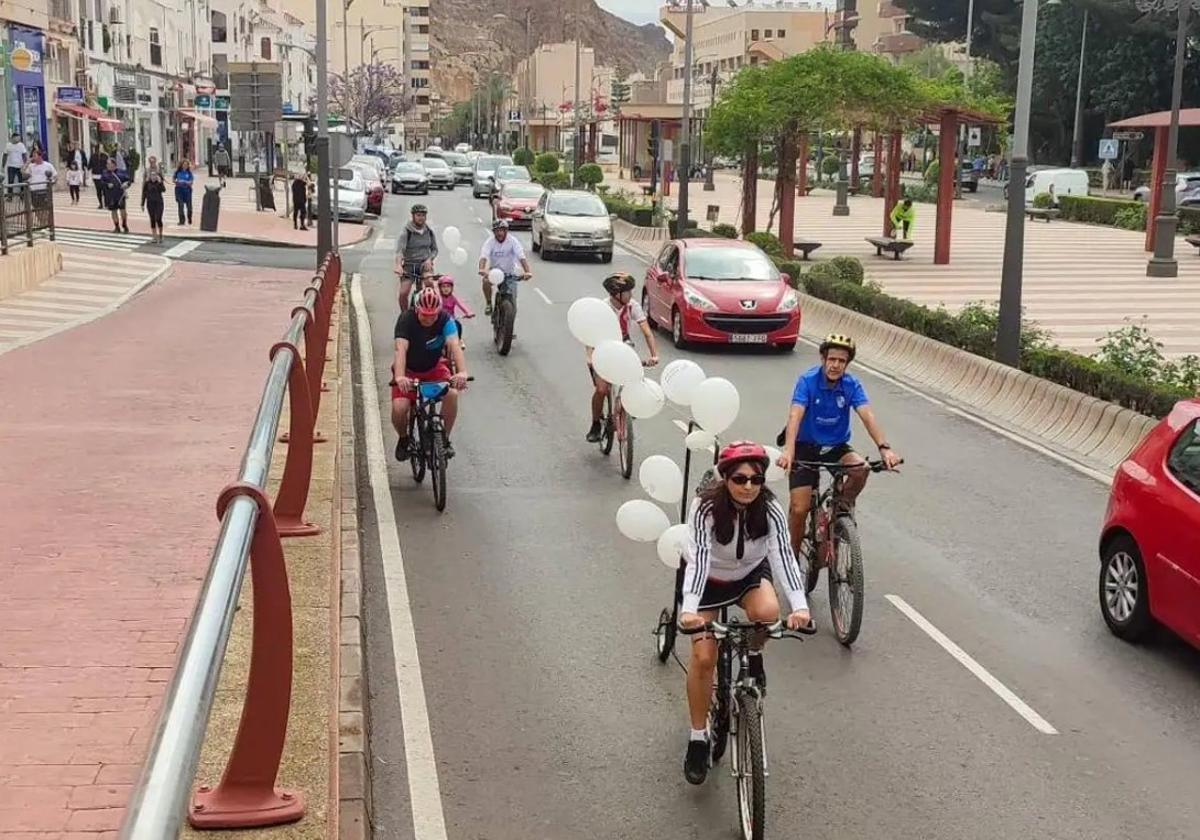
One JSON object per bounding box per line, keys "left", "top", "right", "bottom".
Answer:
{"left": 484, "top": 304, "right": 493, "bottom": 317}
{"left": 394, "top": 436, "right": 410, "bottom": 462}
{"left": 747, "top": 652, "right": 766, "bottom": 691}
{"left": 443, "top": 440, "right": 455, "bottom": 459}
{"left": 585, "top": 420, "right": 603, "bottom": 443}
{"left": 684, "top": 738, "right": 710, "bottom": 785}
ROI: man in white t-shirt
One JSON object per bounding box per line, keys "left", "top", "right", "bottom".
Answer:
{"left": 25, "top": 149, "right": 57, "bottom": 192}
{"left": 5, "top": 133, "right": 28, "bottom": 185}
{"left": 477, "top": 219, "right": 532, "bottom": 316}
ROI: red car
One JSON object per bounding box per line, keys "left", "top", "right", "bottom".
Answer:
{"left": 1099, "top": 398, "right": 1200, "bottom": 648}
{"left": 641, "top": 238, "right": 800, "bottom": 351}
{"left": 492, "top": 182, "right": 545, "bottom": 228}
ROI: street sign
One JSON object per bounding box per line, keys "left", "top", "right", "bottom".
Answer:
{"left": 508, "top": 109, "right": 521, "bottom": 123}
{"left": 1098, "top": 138, "right": 1119, "bottom": 160}
{"left": 228, "top": 62, "right": 283, "bottom": 133}
{"left": 1113, "top": 130, "right": 1144, "bottom": 141}
{"left": 57, "top": 86, "right": 83, "bottom": 104}
{"left": 968, "top": 126, "right": 981, "bottom": 147}
{"left": 194, "top": 93, "right": 212, "bottom": 108}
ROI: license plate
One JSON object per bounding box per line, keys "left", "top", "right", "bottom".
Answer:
{"left": 730, "top": 334, "right": 768, "bottom": 344}
{"left": 569, "top": 241, "right": 592, "bottom": 248}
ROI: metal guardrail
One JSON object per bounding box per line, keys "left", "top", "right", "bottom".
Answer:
{"left": 118, "top": 252, "right": 342, "bottom": 837}
{"left": 1, "top": 181, "right": 56, "bottom": 256}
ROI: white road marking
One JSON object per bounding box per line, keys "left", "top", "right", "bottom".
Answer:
{"left": 534, "top": 287, "right": 552, "bottom": 305}
{"left": 885, "top": 594, "right": 1059, "bottom": 735}
{"left": 162, "top": 240, "right": 201, "bottom": 259}
{"left": 350, "top": 275, "right": 449, "bottom": 840}
{"left": 374, "top": 235, "right": 397, "bottom": 252}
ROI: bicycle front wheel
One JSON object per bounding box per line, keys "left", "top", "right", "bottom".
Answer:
{"left": 828, "top": 516, "right": 865, "bottom": 646}
{"left": 732, "top": 697, "right": 765, "bottom": 840}
{"left": 494, "top": 297, "right": 515, "bottom": 356}
{"left": 617, "top": 406, "right": 634, "bottom": 480}
{"left": 599, "top": 390, "right": 615, "bottom": 455}
{"left": 430, "top": 430, "right": 447, "bottom": 512}
{"left": 408, "top": 413, "right": 426, "bottom": 484}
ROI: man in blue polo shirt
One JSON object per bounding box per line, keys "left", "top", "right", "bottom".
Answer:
{"left": 776, "top": 333, "right": 902, "bottom": 560}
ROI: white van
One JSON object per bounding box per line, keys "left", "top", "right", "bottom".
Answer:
{"left": 1024, "top": 167, "right": 1089, "bottom": 205}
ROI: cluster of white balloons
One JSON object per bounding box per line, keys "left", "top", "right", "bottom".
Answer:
{"left": 567, "top": 298, "right": 666, "bottom": 419}
{"left": 443, "top": 225, "right": 470, "bottom": 267}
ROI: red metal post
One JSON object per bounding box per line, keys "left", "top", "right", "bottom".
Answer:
{"left": 741, "top": 142, "right": 759, "bottom": 234}
{"left": 272, "top": 338, "right": 321, "bottom": 538}
{"left": 797, "top": 132, "right": 809, "bottom": 197}
{"left": 935, "top": 112, "right": 957, "bottom": 265}
{"left": 850, "top": 127, "right": 861, "bottom": 193}
{"left": 872, "top": 130, "right": 883, "bottom": 198}
{"left": 884, "top": 129, "right": 903, "bottom": 237}
{"left": 777, "top": 130, "right": 796, "bottom": 257}
{"left": 190, "top": 483, "right": 305, "bottom": 828}
{"left": 1146, "top": 126, "right": 1168, "bottom": 252}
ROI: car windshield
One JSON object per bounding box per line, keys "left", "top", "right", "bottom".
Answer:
{"left": 422, "top": 159, "right": 449, "bottom": 170}
{"left": 497, "top": 166, "right": 530, "bottom": 180}
{"left": 684, "top": 247, "right": 780, "bottom": 281}
{"left": 395, "top": 162, "right": 423, "bottom": 174}
{"left": 444, "top": 153, "right": 468, "bottom": 166}
{"left": 547, "top": 193, "right": 607, "bottom": 216}
{"left": 477, "top": 156, "right": 507, "bottom": 172}
{"left": 504, "top": 183, "right": 545, "bottom": 200}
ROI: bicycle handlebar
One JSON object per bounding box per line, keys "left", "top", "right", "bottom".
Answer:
{"left": 387, "top": 375, "right": 475, "bottom": 387}
{"left": 678, "top": 618, "right": 817, "bottom": 638}
{"left": 790, "top": 457, "right": 904, "bottom": 473}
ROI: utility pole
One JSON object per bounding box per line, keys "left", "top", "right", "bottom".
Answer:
{"left": 573, "top": 12, "right": 582, "bottom": 183}
{"left": 704, "top": 63, "right": 717, "bottom": 191}
{"left": 315, "top": 0, "right": 332, "bottom": 260}
{"left": 524, "top": 6, "right": 532, "bottom": 152}
{"left": 1069, "top": 8, "right": 1089, "bottom": 168}
{"left": 676, "top": 0, "right": 696, "bottom": 232}
{"left": 956, "top": 0, "right": 975, "bottom": 199}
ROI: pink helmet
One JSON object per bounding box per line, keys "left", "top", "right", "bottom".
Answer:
{"left": 716, "top": 441, "right": 770, "bottom": 477}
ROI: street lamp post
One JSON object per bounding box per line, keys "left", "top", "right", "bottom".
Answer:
{"left": 573, "top": 18, "right": 582, "bottom": 183}
{"left": 1140, "top": 0, "right": 1194, "bottom": 278}
{"left": 1069, "top": 8, "right": 1089, "bottom": 168}
{"left": 996, "top": 0, "right": 1043, "bottom": 366}
{"left": 676, "top": 0, "right": 697, "bottom": 232}
{"left": 704, "top": 63, "right": 717, "bottom": 191}
{"left": 312, "top": 12, "right": 332, "bottom": 260}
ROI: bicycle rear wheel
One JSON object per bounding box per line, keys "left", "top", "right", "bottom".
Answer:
{"left": 599, "top": 391, "right": 615, "bottom": 455}
{"left": 653, "top": 607, "right": 676, "bottom": 663}
{"left": 430, "top": 430, "right": 447, "bottom": 512}
{"left": 828, "top": 516, "right": 864, "bottom": 646}
{"left": 617, "top": 405, "right": 634, "bottom": 480}
{"left": 732, "top": 697, "right": 765, "bottom": 840}
{"left": 408, "top": 413, "right": 426, "bottom": 484}
{"left": 494, "top": 297, "right": 515, "bottom": 356}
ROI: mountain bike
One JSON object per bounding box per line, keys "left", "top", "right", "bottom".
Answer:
{"left": 399, "top": 377, "right": 472, "bottom": 512}
{"left": 490, "top": 272, "right": 528, "bottom": 356}
{"left": 794, "top": 458, "right": 900, "bottom": 646}
{"left": 680, "top": 615, "right": 816, "bottom": 840}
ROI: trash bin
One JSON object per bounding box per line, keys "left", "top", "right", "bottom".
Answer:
{"left": 200, "top": 184, "right": 221, "bottom": 232}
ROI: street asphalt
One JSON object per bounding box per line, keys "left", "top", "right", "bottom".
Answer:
{"left": 352, "top": 188, "right": 1200, "bottom": 840}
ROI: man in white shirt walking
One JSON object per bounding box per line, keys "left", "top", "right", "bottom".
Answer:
{"left": 477, "top": 219, "right": 532, "bottom": 316}
{"left": 5, "top": 132, "right": 28, "bottom": 185}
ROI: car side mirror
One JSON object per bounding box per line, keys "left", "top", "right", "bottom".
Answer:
{"left": 780, "top": 272, "right": 792, "bottom": 286}
{"left": 531, "top": 210, "right": 543, "bottom": 218}
{"left": 610, "top": 213, "right": 617, "bottom": 220}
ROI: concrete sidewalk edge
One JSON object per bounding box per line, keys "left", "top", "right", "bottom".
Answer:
{"left": 0, "top": 254, "right": 172, "bottom": 358}
{"left": 338, "top": 283, "right": 373, "bottom": 840}
{"left": 160, "top": 224, "right": 377, "bottom": 251}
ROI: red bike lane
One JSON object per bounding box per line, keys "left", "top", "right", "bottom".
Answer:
{"left": 0, "top": 261, "right": 314, "bottom": 834}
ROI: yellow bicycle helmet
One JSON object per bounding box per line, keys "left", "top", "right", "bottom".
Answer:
{"left": 819, "top": 332, "right": 856, "bottom": 361}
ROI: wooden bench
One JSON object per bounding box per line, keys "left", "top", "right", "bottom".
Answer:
{"left": 1025, "top": 207, "right": 1059, "bottom": 222}
{"left": 865, "top": 236, "right": 913, "bottom": 261}
{"left": 1185, "top": 234, "right": 1200, "bottom": 253}
{"left": 795, "top": 240, "right": 822, "bottom": 260}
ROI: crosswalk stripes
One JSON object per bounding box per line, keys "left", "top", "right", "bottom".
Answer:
{"left": 51, "top": 227, "right": 154, "bottom": 252}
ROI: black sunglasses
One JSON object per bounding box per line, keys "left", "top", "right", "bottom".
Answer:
{"left": 728, "top": 474, "right": 766, "bottom": 487}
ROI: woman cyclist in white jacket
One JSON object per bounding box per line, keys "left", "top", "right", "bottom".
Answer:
{"left": 679, "top": 441, "right": 811, "bottom": 785}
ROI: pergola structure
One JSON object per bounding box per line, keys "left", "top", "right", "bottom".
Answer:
{"left": 1108, "top": 108, "right": 1200, "bottom": 252}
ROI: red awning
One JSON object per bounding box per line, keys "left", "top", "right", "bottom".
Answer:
{"left": 1109, "top": 108, "right": 1200, "bottom": 129}
{"left": 55, "top": 102, "right": 124, "bottom": 132}
{"left": 176, "top": 108, "right": 219, "bottom": 128}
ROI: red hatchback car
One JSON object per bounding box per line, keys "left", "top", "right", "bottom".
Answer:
{"left": 1099, "top": 398, "right": 1200, "bottom": 648}
{"left": 641, "top": 239, "right": 800, "bottom": 351}
{"left": 492, "top": 182, "right": 545, "bottom": 229}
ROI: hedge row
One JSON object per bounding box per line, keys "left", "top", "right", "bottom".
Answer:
{"left": 1055, "top": 195, "right": 1200, "bottom": 234}
{"left": 796, "top": 271, "right": 1189, "bottom": 418}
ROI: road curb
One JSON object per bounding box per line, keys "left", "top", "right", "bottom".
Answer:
{"left": 338, "top": 287, "right": 373, "bottom": 840}
{"left": 159, "top": 224, "right": 377, "bottom": 250}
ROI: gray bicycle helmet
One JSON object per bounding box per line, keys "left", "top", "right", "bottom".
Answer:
{"left": 411, "top": 203, "right": 428, "bottom": 214}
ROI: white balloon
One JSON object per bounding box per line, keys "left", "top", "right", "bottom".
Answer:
{"left": 443, "top": 225, "right": 462, "bottom": 250}
{"left": 620, "top": 378, "right": 665, "bottom": 419}
{"left": 616, "top": 499, "right": 671, "bottom": 543}
{"left": 656, "top": 523, "right": 690, "bottom": 569}
{"left": 764, "top": 445, "right": 786, "bottom": 483}
{"left": 691, "top": 377, "right": 740, "bottom": 434}
{"left": 488, "top": 267, "right": 505, "bottom": 286}
{"left": 592, "top": 340, "right": 644, "bottom": 388}
{"left": 566, "top": 297, "right": 621, "bottom": 347}
{"left": 685, "top": 429, "right": 716, "bottom": 452}
{"left": 639, "top": 455, "right": 684, "bottom": 504}
{"left": 451, "top": 246, "right": 468, "bottom": 266}
{"left": 660, "top": 359, "right": 706, "bottom": 407}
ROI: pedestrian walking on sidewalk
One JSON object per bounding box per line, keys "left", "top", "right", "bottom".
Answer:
{"left": 90, "top": 145, "right": 108, "bottom": 207}
{"left": 66, "top": 161, "right": 83, "bottom": 204}
{"left": 213, "top": 143, "right": 231, "bottom": 187}
{"left": 1101, "top": 158, "right": 1114, "bottom": 193}
{"left": 1121, "top": 156, "right": 1136, "bottom": 192}
{"left": 291, "top": 171, "right": 309, "bottom": 230}
{"left": 100, "top": 158, "right": 131, "bottom": 233}
{"left": 5, "top": 132, "right": 27, "bottom": 185}
{"left": 173, "top": 159, "right": 194, "bottom": 225}
{"left": 141, "top": 156, "right": 167, "bottom": 243}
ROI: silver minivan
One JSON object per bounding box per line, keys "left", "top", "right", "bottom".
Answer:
{"left": 531, "top": 190, "right": 615, "bottom": 263}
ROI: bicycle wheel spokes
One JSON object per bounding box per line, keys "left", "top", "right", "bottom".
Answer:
{"left": 829, "top": 517, "right": 865, "bottom": 646}
{"left": 409, "top": 412, "right": 426, "bottom": 483}
{"left": 599, "top": 391, "right": 615, "bottom": 455}
{"left": 734, "top": 698, "right": 765, "bottom": 840}
{"left": 617, "top": 407, "right": 634, "bottom": 480}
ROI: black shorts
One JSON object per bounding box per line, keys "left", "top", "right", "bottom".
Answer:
{"left": 698, "top": 559, "right": 773, "bottom": 611}
{"left": 789, "top": 442, "right": 855, "bottom": 490}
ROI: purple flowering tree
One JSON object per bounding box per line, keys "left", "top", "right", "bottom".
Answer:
{"left": 330, "top": 62, "right": 411, "bottom": 139}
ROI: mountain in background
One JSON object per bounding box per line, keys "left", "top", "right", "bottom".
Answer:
{"left": 432, "top": 0, "right": 671, "bottom": 103}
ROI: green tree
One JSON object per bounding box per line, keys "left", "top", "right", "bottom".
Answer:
{"left": 577, "top": 162, "right": 604, "bottom": 190}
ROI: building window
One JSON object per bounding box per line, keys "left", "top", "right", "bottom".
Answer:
{"left": 212, "top": 10, "right": 226, "bottom": 42}
{"left": 750, "top": 28, "right": 758, "bottom": 40}
{"left": 148, "top": 28, "right": 163, "bottom": 66}
{"left": 260, "top": 37, "right": 271, "bottom": 59}
{"left": 416, "top": 24, "right": 429, "bottom": 33}
{"left": 213, "top": 54, "right": 229, "bottom": 89}
{"left": 778, "top": 29, "right": 786, "bottom": 37}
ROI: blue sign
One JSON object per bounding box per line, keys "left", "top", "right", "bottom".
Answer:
{"left": 57, "top": 86, "right": 84, "bottom": 104}
{"left": 195, "top": 94, "right": 212, "bottom": 108}
{"left": 282, "top": 102, "right": 295, "bottom": 114}
{"left": 1098, "top": 138, "right": 1119, "bottom": 161}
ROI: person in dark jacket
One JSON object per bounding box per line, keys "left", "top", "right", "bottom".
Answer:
{"left": 141, "top": 155, "right": 167, "bottom": 242}
{"left": 99, "top": 157, "right": 131, "bottom": 233}
{"left": 394, "top": 204, "right": 438, "bottom": 310}
{"left": 173, "top": 159, "right": 194, "bottom": 225}
{"left": 291, "top": 171, "right": 309, "bottom": 230}
{"left": 90, "top": 145, "right": 108, "bottom": 208}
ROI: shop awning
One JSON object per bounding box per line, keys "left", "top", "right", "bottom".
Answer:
{"left": 55, "top": 102, "right": 124, "bottom": 132}
{"left": 177, "top": 109, "right": 219, "bottom": 128}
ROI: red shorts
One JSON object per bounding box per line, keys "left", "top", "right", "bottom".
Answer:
{"left": 392, "top": 360, "right": 453, "bottom": 400}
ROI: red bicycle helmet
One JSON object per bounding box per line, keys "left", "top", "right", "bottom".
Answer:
{"left": 716, "top": 441, "right": 770, "bottom": 477}
{"left": 414, "top": 287, "right": 442, "bottom": 316}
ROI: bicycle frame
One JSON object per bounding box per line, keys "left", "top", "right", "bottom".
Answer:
{"left": 412, "top": 382, "right": 449, "bottom": 453}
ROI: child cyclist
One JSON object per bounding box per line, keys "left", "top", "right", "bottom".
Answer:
{"left": 436, "top": 275, "right": 475, "bottom": 348}
{"left": 585, "top": 272, "right": 660, "bottom": 443}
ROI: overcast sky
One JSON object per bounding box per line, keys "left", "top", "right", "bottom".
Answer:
{"left": 596, "top": 0, "right": 663, "bottom": 27}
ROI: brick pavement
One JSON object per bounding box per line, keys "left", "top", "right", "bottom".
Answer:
{"left": 610, "top": 174, "right": 1200, "bottom": 358}
{"left": 0, "top": 262, "right": 314, "bottom": 836}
